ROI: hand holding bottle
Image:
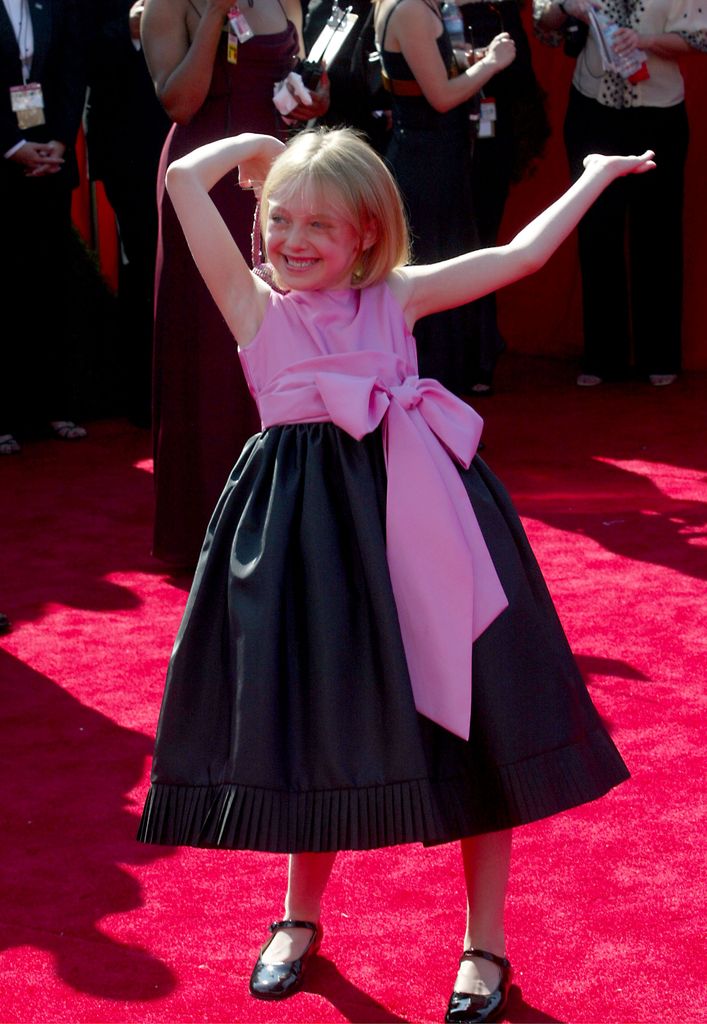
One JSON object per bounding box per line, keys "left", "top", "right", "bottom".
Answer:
{"left": 609, "top": 26, "right": 642, "bottom": 56}
{"left": 588, "top": 9, "right": 650, "bottom": 82}
{"left": 482, "top": 32, "right": 517, "bottom": 71}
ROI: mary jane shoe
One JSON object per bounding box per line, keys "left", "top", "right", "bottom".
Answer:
{"left": 249, "top": 918, "right": 321, "bottom": 1000}
{"left": 445, "top": 947, "right": 512, "bottom": 1023}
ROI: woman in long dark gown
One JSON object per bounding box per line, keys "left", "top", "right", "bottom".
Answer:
{"left": 142, "top": 0, "right": 326, "bottom": 569}
{"left": 374, "top": 0, "right": 515, "bottom": 396}
{"left": 460, "top": 0, "right": 550, "bottom": 393}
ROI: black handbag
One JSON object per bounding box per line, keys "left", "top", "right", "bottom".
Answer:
{"left": 562, "top": 15, "right": 589, "bottom": 57}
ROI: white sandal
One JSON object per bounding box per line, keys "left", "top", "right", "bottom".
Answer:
{"left": 0, "top": 433, "right": 21, "bottom": 455}
{"left": 49, "top": 420, "right": 87, "bottom": 440}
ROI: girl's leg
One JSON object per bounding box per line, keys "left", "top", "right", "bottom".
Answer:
{"left": 261, "top": 851, "right": 337, "bottom": 963}
{"left": 455, "top": 830, "right": 512, "bottom": 994}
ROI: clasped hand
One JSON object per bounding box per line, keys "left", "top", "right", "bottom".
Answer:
{"left": 12, "top": 140, "right": 65, "bottom": 177}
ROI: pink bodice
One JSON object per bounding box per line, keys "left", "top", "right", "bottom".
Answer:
{"left": 239, "top": 284, "right": 508, "bottom": 740}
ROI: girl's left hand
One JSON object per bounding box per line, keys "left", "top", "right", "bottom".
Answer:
{"left": 610, "top": 26, "right": 641, "bottom": 55}
{"left": 583, "top": 150, "right": 656, "bottom": 178}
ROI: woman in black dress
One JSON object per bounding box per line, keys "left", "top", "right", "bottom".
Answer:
{"left": 374, "top": 0, "right": 515, "bottom": 395}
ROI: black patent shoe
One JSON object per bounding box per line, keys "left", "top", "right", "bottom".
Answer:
{"left": 445, "top": 947, "right": 512, "bottom": 1023}
{"left": 249, "top": 918, "right": 321, "bottom": 1000}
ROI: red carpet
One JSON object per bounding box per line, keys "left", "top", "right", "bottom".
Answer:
{"left": 1, "top": 356, "right": 706, "bottom": 1023}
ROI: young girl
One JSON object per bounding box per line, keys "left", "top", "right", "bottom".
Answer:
{"left": 138, "top": 127, "right": 653, "bottom": 1022}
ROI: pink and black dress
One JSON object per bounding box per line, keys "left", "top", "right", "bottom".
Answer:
{"left": 138, "top": 282, "right": 628, "bottom": 853}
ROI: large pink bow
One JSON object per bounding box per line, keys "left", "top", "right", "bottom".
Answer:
{"left": 258, "top": 353, "right": 508, "bottom": 739}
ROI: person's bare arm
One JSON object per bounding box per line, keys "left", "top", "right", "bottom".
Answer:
{"left": 377, "top": 0, "right": 515, "bottom": 113}
{"left": 141, "top": 0, "right": 232, "bottom": 124}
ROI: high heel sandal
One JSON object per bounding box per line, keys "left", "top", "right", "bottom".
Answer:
{"left": 445, "top": 947, "right": 512, "bottom": 1023}
{"left": 0, "top": 434, "right": 21, "bottom": 455}
{"left": 49, "top": 420, "right": 87, "bottom": 440}
{"left": 249, "top": 918, "right": 321, "bottom": 1000}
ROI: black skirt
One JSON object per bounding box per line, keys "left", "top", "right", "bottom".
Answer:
{"left": 138, "top": 424, "right": 629, "bottom": 852}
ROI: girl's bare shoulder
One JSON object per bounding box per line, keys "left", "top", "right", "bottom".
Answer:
{"left": 385, "top": 268, "right": 415, "bottom": 308}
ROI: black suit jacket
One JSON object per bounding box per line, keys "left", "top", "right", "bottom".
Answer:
{"left": 84, "top": 0, "right": 169, "bottom": 183}
{"left": 0, "top": 0, "right": 86, "bottom": 186}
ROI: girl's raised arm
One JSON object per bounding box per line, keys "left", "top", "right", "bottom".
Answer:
{"left": 395, "top": 151, "right": 655, "bottom": 326}
{"left": 165, "top": 133, "right": 285, "bottom": 347}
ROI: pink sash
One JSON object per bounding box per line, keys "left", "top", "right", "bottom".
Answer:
{"left": 257, "top": 349, "right": 508, "bottom": 740}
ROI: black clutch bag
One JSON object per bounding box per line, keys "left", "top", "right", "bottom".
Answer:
{"left": 562, "top": 16, "right": 589, "bottom": 57}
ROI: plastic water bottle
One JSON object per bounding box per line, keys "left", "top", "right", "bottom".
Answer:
{"left": 593, "top": 10, "right": 650, "bottom": 83}
{"left": 441, "top": 0, "right": 467, "bottom": 49}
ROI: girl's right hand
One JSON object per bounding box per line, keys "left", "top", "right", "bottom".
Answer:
{"left": 237, "top": 136, "right": 287, "bottom": 196}
{"left": 482, "top": 32, "right": 516, "bottom": 71}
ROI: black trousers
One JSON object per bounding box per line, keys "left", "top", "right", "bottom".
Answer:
{"left": 0, "top": 166, "right": 78, "bottom": 434}
{"left": 564, "top": 87, "right": 689, "bottom": 377}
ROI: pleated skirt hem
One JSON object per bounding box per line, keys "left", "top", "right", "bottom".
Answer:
{"left": 137, "top": 727, "right": 629, "bottom": 853}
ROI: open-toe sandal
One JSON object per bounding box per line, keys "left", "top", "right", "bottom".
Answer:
{"left": 49, "top": 420, "right": 87, "bottom": 441}
{"left": 0, "top": 434, "right": 21, "bottom": 455}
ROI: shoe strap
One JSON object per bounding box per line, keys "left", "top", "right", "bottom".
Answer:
{"left": 268, "top": 918, "right": 319, "bottom": 935}
{"left": 459, "top": 947, "right": 510, "bottom": 970}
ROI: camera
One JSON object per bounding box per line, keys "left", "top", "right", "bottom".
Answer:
{"left": 293, "top": 58, "right": 324, "bottom": 91}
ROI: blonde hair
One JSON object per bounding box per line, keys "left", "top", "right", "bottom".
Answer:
{"left": 259, "top": 127, "right": 410, "bottom": 289}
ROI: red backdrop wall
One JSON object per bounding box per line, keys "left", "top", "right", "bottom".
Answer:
{"left": 72, "top": 25, "right": 707, "bottom": 369}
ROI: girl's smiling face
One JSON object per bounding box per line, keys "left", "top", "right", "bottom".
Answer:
{"left": 264, "top": 189, "right": 375, "bottom": 292}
